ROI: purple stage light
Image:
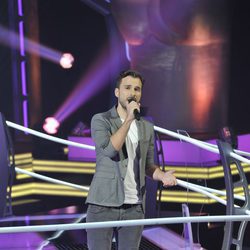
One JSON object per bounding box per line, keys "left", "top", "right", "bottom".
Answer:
{"left": 60, "top": 53, "right": 74, "bottom": 69}
{"left": 18, "top": 0, "right": 23, "bottom": 16}
{"left": 19, "top": 21, "right": 25, "bottom": 56}
{"left": 125, "top": 41, "right": 131, "bottom": 62}
{"left": 43, "top": 117, "right": 60, "bottom": 134}
{"left": 54, "top": 46, "right": 119, "bottom": 123}
{"left": 18, "top": 0, "right": 29, "bottom": 130}
{"left": 21, "top": 61, "right": 27, "bottom": 95}
{"left": 0, "top": 25, "right": 70, "bottom": 66}
{"left": 22, "top": 100, "right": 28, "bottom": 130}
{"left": 25, "top": 38, "right": 62, "bottom": 64}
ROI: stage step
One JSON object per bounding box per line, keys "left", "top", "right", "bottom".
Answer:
{"left": 142, "top": 226, "right": 203, "bottom": 250}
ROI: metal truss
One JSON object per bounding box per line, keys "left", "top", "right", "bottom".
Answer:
{"left": 217, "top": 140, "right": 250, "bottom": 250}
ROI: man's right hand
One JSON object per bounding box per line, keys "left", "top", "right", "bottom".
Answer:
{"left": 126, "top": 98, "right": 140, "bottom": 122}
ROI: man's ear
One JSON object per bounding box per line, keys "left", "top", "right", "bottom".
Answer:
{"left": 114, "top": 88, "right": 119, "bottom": 98}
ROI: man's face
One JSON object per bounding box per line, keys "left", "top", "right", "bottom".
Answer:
{"left": 115, "top": 75, "right": 142, "bottom": 109}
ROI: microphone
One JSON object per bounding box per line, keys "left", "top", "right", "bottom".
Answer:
{"left": 128, "top": 97, "right": 140, "bottom": 121}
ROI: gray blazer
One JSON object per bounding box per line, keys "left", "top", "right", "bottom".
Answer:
{"left": 86, "top": 106, "right": 155, "bottom": 212}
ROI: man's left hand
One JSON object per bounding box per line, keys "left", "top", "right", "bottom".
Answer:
{"left": 161, "top": 170, "right": 177, "bottom": 187}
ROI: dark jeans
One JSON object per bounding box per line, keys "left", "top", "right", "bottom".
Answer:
{"left": 86, "top": 204, "right": 144, "bottom": 250}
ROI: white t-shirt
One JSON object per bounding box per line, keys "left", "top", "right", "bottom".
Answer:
{"left": 121, "top": 119, "right": 141, "bottom": 204}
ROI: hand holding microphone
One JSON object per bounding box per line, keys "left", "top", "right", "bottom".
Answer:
{"left": 127, "top": 97, "right": 140, "bottom": 121}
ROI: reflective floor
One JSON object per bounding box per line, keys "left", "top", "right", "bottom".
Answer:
{"left": 0, "top": 206, "right": 162, "bottom": 250}
{"left": 1, "top": 201, "right": 250, "bottom": 250}
{"left": 0, "top": 232, "right": 56, "bottom": 250}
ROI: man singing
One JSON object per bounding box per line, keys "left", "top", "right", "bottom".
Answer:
{"left": 86, "top": 69, "right": 176, "bottom": 250}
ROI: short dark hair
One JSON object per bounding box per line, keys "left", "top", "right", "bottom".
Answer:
{"left": 116, "top": 69, "right": 145, "bottom": 88}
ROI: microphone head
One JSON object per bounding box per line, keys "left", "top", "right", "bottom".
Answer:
{"left": 127, "top": 96, "right": 140, "bottom": 120}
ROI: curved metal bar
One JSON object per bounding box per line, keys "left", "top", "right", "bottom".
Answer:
{"left": 178, "top": 179, "right": 245, "bottom": 201}
{"left": 234, "top": 220, "right": 248, "bottom": 250}
{"left": 15, "top": 167, "right": 89, "bottom": 191}
{"left": 6, "top": 120, "right": 250, "bottom": 163}
{"left": 0, "top": 214, "right": 249, "bottom": 234}
{"left": 5, "top": 121, "right": 250, "bottom": 247}
{"left": 6, "top": 121, "right": 95, "bottom": 150}
{"left": 154, "top": 126, "right": 250, "bottom": 165}
{"left": 15, "top": 166, "right": 246, "bottom": 208}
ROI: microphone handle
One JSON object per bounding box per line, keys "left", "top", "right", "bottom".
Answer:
{"left": 133, "top": 109, "right": 140, "bottom": 121}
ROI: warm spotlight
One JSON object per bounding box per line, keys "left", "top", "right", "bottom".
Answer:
{"left": 60, "top": 53, "right": 74, "bottom": 69}
{"left": 43, "top": 117, "right": 60, "bottom": 134}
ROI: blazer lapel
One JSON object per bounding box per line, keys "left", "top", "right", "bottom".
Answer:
{"left": 136, "top": 119, "right": 143, "bottom": 141}
{"left": 136, "top": 119, "right": 144, "bottom": 160}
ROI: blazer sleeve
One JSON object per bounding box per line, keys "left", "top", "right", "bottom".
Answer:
{"left": 91, "top": 113, "right": 118, "bottom": 159}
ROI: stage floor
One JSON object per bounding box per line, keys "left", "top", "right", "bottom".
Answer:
{"left": 1, "top": 202, "right": 250, "bottom": 250}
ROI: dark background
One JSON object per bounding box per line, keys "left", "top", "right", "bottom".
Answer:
{"left": 36, "top": 0, "right": 112, "bottom": 135}
{"left": 228, "top": 1, "right": 250, "bottom": 134}
{"left": 1, "top": 2, "right": 250, "bottom": 249}
{"left": 1, "top": 0, "right": 250, "bottom": 142}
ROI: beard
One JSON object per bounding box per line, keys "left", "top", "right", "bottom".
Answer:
{"left": 119, "top": 99, "right": 127, "bottom": 110}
